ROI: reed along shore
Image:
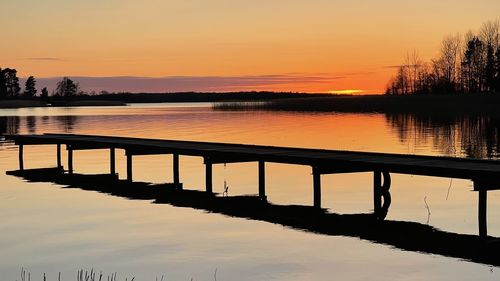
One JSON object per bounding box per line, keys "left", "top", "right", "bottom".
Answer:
{"left": 213, "top": 94, "right": 500, "bottom": 115}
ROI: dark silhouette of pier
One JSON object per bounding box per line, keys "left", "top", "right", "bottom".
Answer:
{"left": 4, "top": 133, "right": 500, "bottom": 239}
{"left": 6, "top": 167, "right": 500, "bottom": 267}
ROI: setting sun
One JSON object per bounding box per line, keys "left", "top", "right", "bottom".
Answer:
{"left": 328, "top": 89, "right": 365, "bottom": 95}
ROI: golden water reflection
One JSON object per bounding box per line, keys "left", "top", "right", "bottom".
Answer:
{"left": 388, "top": 113, "right": 500, "bottom": 159}
{"left": 0, "top": 104, "right": 499, "bottom": 280}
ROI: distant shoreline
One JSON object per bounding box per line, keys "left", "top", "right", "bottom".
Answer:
{"left": 213, "top": 93, "right": 500, "bottom": 115}
{"left": 2, "top": 93, "right": 500, "bottom": 116}
{"left": 0, "top": 92, "right": 330, "bottom": 109}
{"left": 0, "top": 99, "right": 127, "bottom": 109}
{"left": 0, "top": 100, "right": 48, "bottom": 108}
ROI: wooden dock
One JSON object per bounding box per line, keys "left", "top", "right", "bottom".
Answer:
{"left": 5, "top": 133, "right": 500, "bottom": 237}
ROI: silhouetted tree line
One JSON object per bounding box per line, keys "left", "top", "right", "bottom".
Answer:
{"left": 0, "top": 68, "right": 80, "bottom": 100}
{"left": 53, "top": 77, "right": 80, "bottom": 97}
{"left": 0, "top": 68, "right": 21, "bottom": 97}
{"left": 387, "top": 20, "right": 500, "bottom": 95}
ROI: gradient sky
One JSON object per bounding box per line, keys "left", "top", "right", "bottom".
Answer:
{"left": 1, "top": 0, "right": 499, "bottom": 93}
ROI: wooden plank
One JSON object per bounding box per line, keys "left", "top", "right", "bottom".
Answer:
{"left": 68, "top": 143, "right": 111, "bottom": 150}
{"left": 316, "top": 165, "right": 372, "bottom": 175}
{"left": 126, "top": 148, "right": 172, "bottom": 156}
{"left": 14, "top": 138, "right": 59, "bottom": 145}
{"left": 206, "top": 154, "right": 259, "bottom": 164}
{"left": 474, "top": 179, "right": 500, "bottom": 191}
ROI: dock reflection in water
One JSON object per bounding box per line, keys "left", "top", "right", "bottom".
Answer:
{"left": 7, "top": 167, "right": 500, "bottom": 267}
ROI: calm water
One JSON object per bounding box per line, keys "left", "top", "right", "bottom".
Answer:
{"left": 1, "top": 103, "right": 499, "bottom": 280}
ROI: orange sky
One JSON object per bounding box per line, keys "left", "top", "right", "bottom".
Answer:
{"left": 1, "top": 1, "right": 499, "bottom": 93}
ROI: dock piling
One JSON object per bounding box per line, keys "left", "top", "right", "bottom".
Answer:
{"left": 18, "top": 144, "right": 24, "bottom": 171}
{"left": 373, "top": 171, "right": 391, "bottom": 220}
{"left": 173, "top": 153, "right": 180, "bottom": 188}
{"left": 126, "top": 152, "right": 133, "bottom": 182}
{"left": 313, "top": 166, "right": 321, "bottom": 209}
{"left": 373, "top": 171, "right": 382, "bottom": 216}
{"left": 56, "top": 144, "right": 62, "bottom": 170}
{"left": 67, "top": 145, "right": 73, "bottom": 174}
{"left": 110, "top": 148, "right": 116, "bottom": 176}
{"left": 259, "top": 161, "right": 266, "bottom": 201}
{"left": 479, "top": 189, "right": 488, "bottom": 238}
{"left": 205, "top": 157, "right": 213, "bottom": 194}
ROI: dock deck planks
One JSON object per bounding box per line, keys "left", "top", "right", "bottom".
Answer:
{"left": 7, "top": 133, "right": 500, "bottom": 181}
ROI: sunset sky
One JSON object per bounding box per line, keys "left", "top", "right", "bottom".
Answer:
{"left": 1, "top": 0, "right": 499, "bottom": 93}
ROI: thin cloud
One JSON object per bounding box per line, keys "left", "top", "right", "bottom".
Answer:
{"left": 342, "top": 71, "right": 376, "bottom": 76}
{"left": 383, "top": 64, "right": 421, "bottom": 69}
{"left": 23, "top": 57, "right": 63, "bottom": 61}
{"left": 35, "top": 74, "right": 345, "bottom": 93}
{"left": 286, "top": 71, "right": 375, "bottom": 78}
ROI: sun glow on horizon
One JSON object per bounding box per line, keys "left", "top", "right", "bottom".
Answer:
{"left": 328, "top": 89, "right": 366, "bottom": 95}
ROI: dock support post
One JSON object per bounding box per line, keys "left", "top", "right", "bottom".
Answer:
{"left": 373, "top": 171, "right": 391, "bottom": 220}
{"left": 18, "top": 144, "right": 24, "bottom": 171}
{"left": 110, "top": 148, "right": 116, "bottom": 176}
{"left": 173, "top": 153, "right": 180, "bottom": 188}
{"left": 313, "top": 166, "right": 321, "bottom": 209}
{"left": 126, "top": 153, "right": 133, "bottom": 182}
{"left": 478, "top": 189, "right": 487, "bottom": 238}
{"left": 67, "top": 145, "right": 73, "bottom": 175}
{"left": 205, "top": 157, "right": 213, "bottom": 194}
{"left": 373, "top": 171, "right": 382, "bottom": 215}
{"left": 259, "top": 161, "right": 266, "bottom": 201}
{"left": 56, "top": 144, "right": 62, "bottom": 171}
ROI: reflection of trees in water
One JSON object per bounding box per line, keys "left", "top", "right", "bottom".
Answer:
{"left": 0, "top": 115, "right": 79, "bottom": 138}
{"left": 26, "top": 116, "right": 36, "bottom": 134}
{"left": 41, "top": 116, "right": 49, "bottom": 127}
{"left": 55, "top": 116, "right": 78, "bottom": 132}
{"left": 387, "top": 113, "right": 500, "bottom": 159}
{"left": 0, "top": 116, "right": 20, "bottom": 136}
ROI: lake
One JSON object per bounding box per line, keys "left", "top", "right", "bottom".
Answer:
{"left": 1, "top": 103, "right": 499, "bottom": 280}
